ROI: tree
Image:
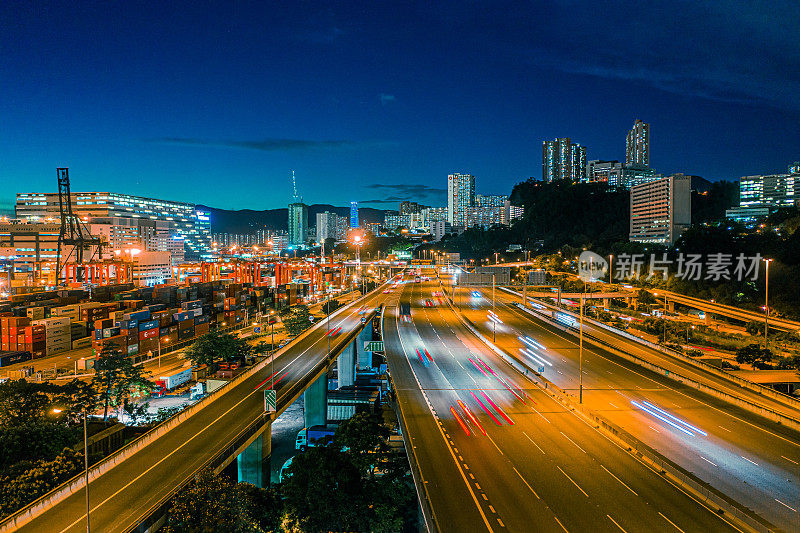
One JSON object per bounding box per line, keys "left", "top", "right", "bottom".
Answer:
{"left": 162, "top": 469, "right": 280, "bottom": 533}
{"left": 0, "top": 378, "right": 97, "bottom": 427}
{"left": 92, "top": 342, "right": 153, "bottom": 421}
{"left": 185, "top": 330, "right": 253, "bottom": 372}
{"left": 282, "top": 306, "right": 312, "bottom": 337}
{"left": 735, "top": 343, "right": 774, "bottom": 368}
{"left": 322, "top": 298, "right": 341, "bottom": 315}
{"left": 334, "top": 412, "right": 389, "bottom": 476}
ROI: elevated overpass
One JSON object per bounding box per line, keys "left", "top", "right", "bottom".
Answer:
{"left": 1, "top": 287, "right": 390, "bottom": 533}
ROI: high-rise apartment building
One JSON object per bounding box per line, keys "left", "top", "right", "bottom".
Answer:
{"left": 316, "top": 211, "right": 339, "bottom": 242}
{"left": 399, "top": 201, "right": 425, "bottom": 214}
{"left": 288, "top": 202, "right": 308, "bottom": 245}
{"left": 421, "top": 207, "right": 448, "bottom": 228}
{"left": 626, "top": 119, "right": 650, "bottom": 167}
{"left": 15, "top": 192, "right": 211, "bottom": 260}
{"left": 542, "top": 138, "right": 587, "bottom": 182}
{"left": 350, "top": 201, "right": 359, "bottom": 228}
{"left": 447, "top": 173, "right": 475, "bottom": 226}
{"left": 629, "top": 174, "right": 691, "bottom": 245}
{"left": 476, "top": 195, "right": 507, "bottom": 207}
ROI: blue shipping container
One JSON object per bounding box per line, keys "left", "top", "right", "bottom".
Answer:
{"left": 138, "top": 319, "right": 159, "bottom": 331}
{"left": 173, "top": 312, "right": 193, "bottom": 322}
{"left": 129, "top": 310, "right": 151, "bottom": 322}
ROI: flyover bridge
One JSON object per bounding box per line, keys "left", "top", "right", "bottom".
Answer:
{"left": 1, "top": 288, "right": 387, "bottom": 533}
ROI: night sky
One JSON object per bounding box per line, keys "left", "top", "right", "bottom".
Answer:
{"left": 1, "top": 1, "right": 798, "bottom": 213}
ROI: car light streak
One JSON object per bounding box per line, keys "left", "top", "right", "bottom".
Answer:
{"left": 468, "top": 358, "right": 490, "bottom": 377}
{"left": 641, "top": 401, "right": 708, "bottom": 436}
{"left": 458, "top": 400, "right": 486, "bottom": 436}
{"left": 480, "top": 390, "right": 514, "bottom": 425}
{"left": 530, "top": 301, "right": 546, "bottom": 310}
{"left": 470, "top": 390, "right": 502, "bottom": 425}
{"left": 265, "top": 371, "right": 291, "bottom": 390}
{"left": 423, "top": 348, "right": 433, "bottom": 362}
{"left": 450, "top": 406, "right": 471, "bottom": 436}
{"left": 487, "top": 311, "right": 503, "bottom": 324}
{"left": 497, "top": 376, "right": 526, "bottom": 404}
{"left": 415, "top": 348, "right": 430, "bottom": 367}
{"left": 519, "top": 335, "right": 546, "bottom": 351}
{"left": 631, "top": 400, "right": 705, "bottom": 437}
{"left": 327, "top": 326, "right": 343, "bottom": 336}
{"left": 520, "top": 348, "right": 552, "bottom": 368}
{"left": 254, "top": 369, "right": 281, "bottom": 390}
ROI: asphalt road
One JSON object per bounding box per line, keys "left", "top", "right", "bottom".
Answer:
{"left": 455, "top": 284, "right": 800, "bottom": 531}
{"left": 6, "top": 287, "right": 390, "bottom": 533}
{"left": 383, "top": 275, "right": 738, "bottom": 533}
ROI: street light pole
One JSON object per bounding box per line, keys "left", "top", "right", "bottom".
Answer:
{"left": 764, "top": 258, "right": 771, "bottom": 349}
{"left": 609, "top": 254, "right": 613, "bottom": 285}
{"left": 579, "top": 283, "right": 584, "bottom": 404}
{"left": 82, "top": 408, "right": 89, "bottom": 533}
{"left": 492, "top": 273, "right": 496, "bottom": 343}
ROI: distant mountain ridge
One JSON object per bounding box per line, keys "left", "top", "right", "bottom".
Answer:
{"left": 197, "top": 204, "right": 394, "bottom": 234}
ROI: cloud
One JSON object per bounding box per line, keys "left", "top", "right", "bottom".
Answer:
{"left": 364, "top": 184, "right": 446, "bottom": 195}
{"left": 149, "top": 137, "right": 390, "bottom": 152}
{"left": 379, "top": 93, "right": 396, "bottom": 105}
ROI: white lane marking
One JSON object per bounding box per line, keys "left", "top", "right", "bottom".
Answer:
{"left": 781, "top": 455, "right": 798, "bottom": 465}
{"left": 775, "top": 499, "right": 798, "bottom": 512}
{"left": 532, "top": 406, "right": 551, "bottom": 423}
{"left": 601, "top": 465, "right": 638, "bottom": 496}
{"left": 658, "top": 512, "right": 685, "bottom": 533}
{"left": 700, "top": 456, "right": 718, "bottom": 467}
{"left": 554, "top": 516, "right": 569, "bottom": 532}
{"left": 560, "top": 431, "right": 587, "bottom": 454}
{"left": 522, "top": 431, "right": 546, "bottom": 454}
{"left": 648, "top": 425, "right": 661, "bottom": 433}
{"left": 511, "top": 466, "right": 540, "bottom": 499}
{"left": 718, "top": 426, "right": 731, "bottom": 432}
{"left": 741, "top": 456, "right": 759, "bottom": 466}
{"left": 608, "top": 402, "right": 618, "bottom": 408}
{"left": 607, "top": 514, "right": 628, "bottom": 532}
{"left": 557, "top": 466, "right": 588, "bottom": 497}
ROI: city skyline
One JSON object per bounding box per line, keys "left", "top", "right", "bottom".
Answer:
{"left": 1, "top": 2, "right": 798, "bottom": 213}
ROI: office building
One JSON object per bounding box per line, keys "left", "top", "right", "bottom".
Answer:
{"left": 447, "top": 173, "right": 476, "bottom": 226}
{"left": 288, "top": 202, "right": 308, "bottom": 245}
{"left": 350, "top": 201, "right": 359, "bottom": 228}
{"left": 629, "top": 174, "right": 691, "bottom": 245}
{"left": 15, "top": 192, "right": 211, "bottom": 260}
{"left": 129, "top": 250, "right": 172, "bottom": 287}
{"left": 542, "top": 138, "right": 587, "bottom": 182}
{"left": 585, "top": 160, "right": 624, "bottom": 184}
{"left": 316, "top": 211, "right": 339, "bottom": 242}
{"left": 626, "top": 119, "right": 650, "bottom": 167}
{"left": 89, "top": 216, "right": 184, "bottom": 265}
{"left": 739, "top": 174, "right": 798, "bottom": 208}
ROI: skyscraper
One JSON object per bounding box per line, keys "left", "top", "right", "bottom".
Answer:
{"left": 447, "top": 173, "right": 475, "bottom": 226}
{"left": 625, "top": 119, "right": 650, "bottom": 168}
{"left": 316, "top": 211, "right": 338, "bottom": 242}
{"left": 629, "top": 174, "right": 690, "bottom": 244}
{"left": 288, "top": 202, "right": 308, "bottom": 245}
{"left": 542, "top": 138, "right": 587, "bottom": 182}
{"left": 350, "top": 201, "right": 359, "bottom": 228}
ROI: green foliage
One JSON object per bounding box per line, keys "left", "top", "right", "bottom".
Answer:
{"left": 0, "top": 421, "right": 80, "bottom": 474}
{"left": 163, "top": 469, "right": 280, "bottom": 533}
{"left": 775, "top": 355, "right": 800, "bottom": 371}
{"left": 92, "top": 342, "right": 153, "bottom": 421}
{"left": 281, "top": 306, "right": 312, "bottom": 337}
{"left": 322, "top": 298, "right": 342, "bottom": 315}
{"left": 185, "top": 330, "right": 254, "bottom": 371}
{"left": 0, "top": 448, "right": 83, "bottom": 520}
{"left": 735, "top": 343, "right": 774, "bottom": 368}
{"left": 692, "top": 181, "right": 739, "bottom": 224}
{"left": 0, "top": 378, "right": 96, "bottom": 427}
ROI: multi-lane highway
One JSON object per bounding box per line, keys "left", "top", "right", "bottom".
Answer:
{"left": 4, "top": 289, "right": 386, "bottom": 533}
{"left": 384, "top": 274, "right": 739, "bottom": 533}
{"left": 455, "top": 284, "right": 800, "bottom": 531}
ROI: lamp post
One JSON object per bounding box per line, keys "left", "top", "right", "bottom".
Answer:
{"left": 157, "top": 336, "right": 169, "bottom": 370}
{"left": 54, "top": 407, "right": 89, "bottom": 532}
{"left": 609, "top": 254, "right": 613, "bottom": 285}
{"left": 579, "top": 281, "right": 584, "bottom": 404}
{"left": 492, "top": 273, "right": 496, "bottom": 342}
{"left": 764, "top": 258, "right": 772, "bottom": 349}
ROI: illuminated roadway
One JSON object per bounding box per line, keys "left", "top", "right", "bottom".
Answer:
{"left": 5, "top": 289, "right": 387, "bottom": 533}
{"left": 459, "top": 284, "right": 800, "bottom": 531}
{"left": 383, "top": 275, "right": 738, "bottom": 533}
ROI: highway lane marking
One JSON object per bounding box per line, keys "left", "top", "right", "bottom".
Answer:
{"left": 497, "top": 518, "right": 505, "bottom": 527}
{"left": 522, "top": 431, "right": 546, "bottom": 454}
{"left": 600, "top": 465, "right": 638, "bottom": 496}
{"left": 775, "top": 499, "right": 798, "bottom": 512}
{"left": 700, "top": 456, "right": 718, "bottom": 467}
{"left": 55, "top": 300, "right": 373, "bottom": 533}
{"left": 554, "top": 516, "right": 569, "bottom": 532}
{"left": 782, "top": 455, "right": 798, "bottom": 464}
{"left": 511, "top": 466, "right": 541, "bottom": 499}
{"left": 607, "top": 514, "right": 628, "bottom": 533}
{"left": 741, "top": 455, "right": 759, "bottom": 466}
{"left": 557, "top": 466, "right": 589, "bottom": 497}
{"left": 488, "top": 505, "right": 495, "bottom": 513}
{"left": 718, "top": 425, "right": 731, "bottom": 432}
{"left": 393, "top": 299, "right": 496, "bottom": 533}
{"left": 648, "top": 425, "right": 661, "bottom": 433}
{"left": 531, "top": 406, "right": 551, "bottom": 423}
{"left": 658, "top": 512, "right": 686, "bottom": 533}
{"left": 608, "top": 402, "right": 618, "bottom": 408}
{"left": 560, "top": 431, "right": 587, "bottom": 454}
{"left": 476, "top": 483, "right": 481, "bottom": 489}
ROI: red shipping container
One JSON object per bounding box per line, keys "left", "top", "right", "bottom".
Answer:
{"left": 139, "top": 328, "right": 158, "bottom": 341}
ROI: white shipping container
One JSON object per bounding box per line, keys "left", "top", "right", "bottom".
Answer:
{"left": 327, "top": 404, "right": 356, "bottom": 421}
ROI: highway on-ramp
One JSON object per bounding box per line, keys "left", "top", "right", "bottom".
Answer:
{"left": 383, "top": 275, "right": 738, "bottom": 533}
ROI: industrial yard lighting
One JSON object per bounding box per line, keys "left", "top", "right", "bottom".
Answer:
{"left": 53, "top": 407, "right": 90, "bottom": 533}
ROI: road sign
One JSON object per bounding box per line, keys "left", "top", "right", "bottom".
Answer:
{"left": 254, "top": 326, "right": 261, "bottom": 334}
{"left": 538, "top": 366, "right": 545, "bottom": 374}
{"left": 264, "top": 389, "right": 276, "bottom": 413}
{"left": 364, "top": 341, "right": 384, "bottom": 352}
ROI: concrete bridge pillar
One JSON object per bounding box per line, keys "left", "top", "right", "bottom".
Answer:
{"left": 356, "top": 320, "right": 373, "bottom": 370}
{"left": 238, "top": 428, "right": 271, "bottom": 487}
{"left": 304, "top": 372, "right": 328, "bottom": 427}
{"left": 338, "top": 341, "right": 355, "bottom": 388}
{"left": 667, "top": 300, "right": 675, "bottom": 312}
{"left": 603, "top": 298, "right": 610, "bottom": 308}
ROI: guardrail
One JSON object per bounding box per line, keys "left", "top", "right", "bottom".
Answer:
{"left": 501, "top": 287, "right": 800, "bottom": 415}
{"left": 440, "top": 286, "right": 774, "bottom": 533}
{"left": 0, "top": 287, "right": 383, "bottom": 533}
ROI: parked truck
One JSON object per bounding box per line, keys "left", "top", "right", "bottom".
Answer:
{"left": 152, "top": 367, "right": 192, "bottom": 397}
{"left": 295, "top": 425, "right": 335, "bottom": 451}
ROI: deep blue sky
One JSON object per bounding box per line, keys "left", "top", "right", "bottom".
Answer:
{"left": 1, "top": 1, "right": 798, "bottom": 213}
